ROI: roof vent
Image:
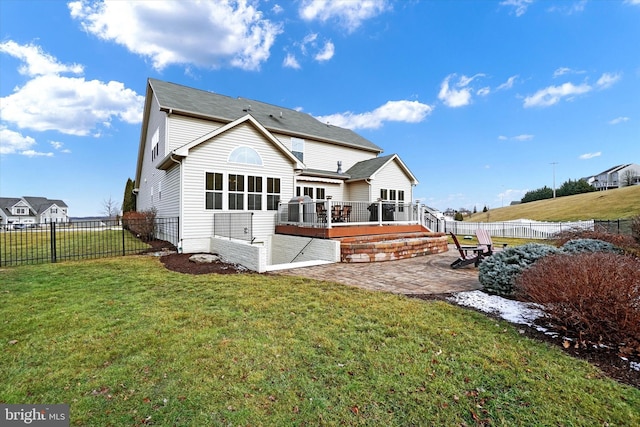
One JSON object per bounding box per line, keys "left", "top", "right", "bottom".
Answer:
{"left": 243, "top": 104, "right": 251, "bottom": 112}
{"left": 337, "top": 161, "right": 343, "bottom": 174}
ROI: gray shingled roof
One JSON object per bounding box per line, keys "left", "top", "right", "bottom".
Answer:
{"left": 345, "top": 154, "right": 396, "bottom": 180}
{"left": 148, "top": 78, "right": 383, "bottom": 153}
{"left": 0, "top": 197, "right": 22, "bottom": 215}
{"left": 23, "top": 197, "right": 67, "bottom": 214}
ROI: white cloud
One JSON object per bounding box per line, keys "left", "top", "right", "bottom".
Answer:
{"left": 68, "top": 0, "right": 282, "bottom": 71}
{"left": 596, "top": 72, "right": 621, "bottom": 89}
{"left": 498, "top": 189, "right": 528, "bottom": 203}
{"left": 315, "top": 100, "right": 433, "bottom": 130}
{"left": 0, "top": 126, "right": 36, "bottom": 154}
{"left": 500, "top": 0, "right": 534, "bottom": 17}
{"left": 0, "top": 41, "right": 84, "bottom": 77}
{"left": 21, "top": 149, "right": 54, "bottom": 158}
{"left": 553, "top": 67, "right": 586, "bottom": 78}
{"left": 0, "top": 41, "right": 144, "bottom": 136}
{"left": 314, "top": 41, "right": 335, "bottom": 61}
{"left": 438, "top": 74, "right": 484, "bottom": 107}
{"left": 499, "top": 134, "right": 534, "bottom": 141}
{"left": 608, "top": 116, "right": 629, "bottom": 125}
{"left": 523, "top": 82, "right": 591, "bottom": 107}
{"left": 299, "top": 0, "right": 390, "bottom": 32}
{"left": 283, "top": 53, "right": 301, "bottom": 69}
{"left": 547, "top": 0, "right": 586, "bottom": 14}
{"left": 51, "top": 141, "right": 71, "bottom": 153}
{"left": 497, "top": 75, "right": 518, "bottom": 90}
{"left": 579, "top": 152, "right": 601, "bottom": 160}
{"left": 624, "top": 0, "right": 640, "bottom": 5}
{"left": 272, "top": 4, "right": 284, "bottom": 14}
{"left": 477, "top": 87, "right": 490, "bottom": 96}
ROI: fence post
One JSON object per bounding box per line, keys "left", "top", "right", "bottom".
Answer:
{"left": 122, "top": 221, "right": 126, "bottom": 256}
{"left": 50, "top": 222, "right": 57, "bottom": 263}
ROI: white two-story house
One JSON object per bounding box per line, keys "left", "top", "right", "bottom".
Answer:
{"left": 0, "top": 197, "right": 69, "bottom": 229}
{"left": 134, "top": 79, "right": 432, "bottom": 270}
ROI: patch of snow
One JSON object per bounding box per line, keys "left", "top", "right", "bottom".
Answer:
{"left": 631, "top": 361, "right": 640, "bottom": 372}
{"left": 447, "top": 290, "right": 544, "bottom": 327}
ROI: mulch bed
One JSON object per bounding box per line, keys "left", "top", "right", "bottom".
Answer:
{"left": 145, "top": 241, "right": 639, "bottom": 389}
{"left": 409, "top": 293, "right": 640, "bottom": 390}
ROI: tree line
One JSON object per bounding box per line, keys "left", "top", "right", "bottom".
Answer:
{"left": 520, "top": 179, "right": 594, "bottom": 203}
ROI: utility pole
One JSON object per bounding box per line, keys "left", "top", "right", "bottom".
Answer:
{"left": 550, "top": 162, "right": 558, "bottom": 198}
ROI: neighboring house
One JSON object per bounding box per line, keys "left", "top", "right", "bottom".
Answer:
{"left": 134, "top": 79, "right": 421, "bottom": 266}
{"left": 0, "top": 196, "right": 69, "bottom": 229}
{"left": 587, "top": 163, "right": 640, "bottom": 190}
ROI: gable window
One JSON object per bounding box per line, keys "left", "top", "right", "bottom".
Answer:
{"left": 14, "top": 207, "right": 27, "bottom": 215}
{"left": 229, "top": 146, "right": 263, "bottom": 166}
{"left": 206, "top": 172, "right": 223, "bottom": 210}
{"left": 228, "top": 174, "right": 244, "bottom": 210}
{"left": 51, "top": 208, "right": 58, "bottom": 214}
{"left": 267, "top": 178, "right": 280, "bottom": 210}
{"left": 291, "top": 137, "right": 304, "bottom": 162}
{"left": 247, "top": 176, "right": 262, "bottom": 210}
{"left": 151, "top": 128, "right": 160, "bottom": 161}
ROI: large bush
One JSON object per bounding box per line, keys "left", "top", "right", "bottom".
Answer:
{"left": 561, "top": 238, "right": 622, "bottom": 255}
{"left": 516, "top": 252, "right": 640, "bottom": 347}
{"left": 553, "top": 226, "right": 637, "bottom": 250}
{"left": 122, "top": 209, "right": 157, "bottom": 241}
{"left": 478, "top": 243, "right": 561, "bottom": 297}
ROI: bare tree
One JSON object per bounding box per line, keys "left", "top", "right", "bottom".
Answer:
{"left": 621, "top": 170, "right": 639, "bottom": 187}
{"left": 102, "top": 196, "right": 120, "bottom": 219}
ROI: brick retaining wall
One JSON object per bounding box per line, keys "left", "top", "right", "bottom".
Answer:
{"left": 338, "top": 232, "right": 448, "bottom": 263}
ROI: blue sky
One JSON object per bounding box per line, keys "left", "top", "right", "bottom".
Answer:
{"left": 1, "top": 0, "right": 638, "bottom": 216}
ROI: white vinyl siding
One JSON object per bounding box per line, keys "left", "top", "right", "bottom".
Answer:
{"left": 167, "top": 115, "right": 225, "bottom": 151}
{"left": 273, "top": 133, "right": 377, "bottom": 172}
{"left": 370, "top": 160, "right": 413, "bottom": 204}
{"left": 180, "top": 122, "right": 295, "bottom": 248}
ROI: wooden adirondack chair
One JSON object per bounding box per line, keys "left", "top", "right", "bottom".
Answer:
{"left": 450, "top": 232, "right": 485, "bottom": 269}
{"left": 475, "top": 229, "right": 507, "bottom": 255}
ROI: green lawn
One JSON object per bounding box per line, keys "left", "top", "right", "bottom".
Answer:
{"left": 1, "top": 256, "right": 639, "bottom": 426}
{"left": 0, "top": 228, "right": 150, "bottom": 266}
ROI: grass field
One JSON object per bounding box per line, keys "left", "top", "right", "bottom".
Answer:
{"left": 467, "top": 185, "right": 640, "bottom": 222}
{"left": 0, "top": 227, "right": 150, "bottom": 266}
{"left": 1, "top": 256, "right": 639, "bottom": 426}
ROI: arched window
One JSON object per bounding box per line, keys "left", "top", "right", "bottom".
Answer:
{"left": 228, "top": 146, "right": 263, "bottom": 166}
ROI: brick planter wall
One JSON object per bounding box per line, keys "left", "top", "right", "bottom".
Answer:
{"left": 338, "top": 232, "right": 448, "bottom": 263}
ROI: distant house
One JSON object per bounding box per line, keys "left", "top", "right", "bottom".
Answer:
{"left": 134, "top": 79, "right": 426, "bottom": 269}
{"left": 0, "top": 196, "right": 69, "bottom": 229}
{"left": 587, "top": 164, "right": 640, "bottom": 190}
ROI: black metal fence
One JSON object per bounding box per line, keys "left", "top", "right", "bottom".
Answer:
{"left": 0, "top": 217, "right": 179, "bottom": 267}
{"left": 213, "top": 212, "right": 254, "bottom": 242}
{"left": 594, "top": 219, "right": 634, "bottom": 236}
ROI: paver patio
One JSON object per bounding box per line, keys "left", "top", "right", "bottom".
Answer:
{"left": 275, "top": 245, "right": 480, "bottom": 295}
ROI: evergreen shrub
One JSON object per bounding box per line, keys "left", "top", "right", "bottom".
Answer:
{"left": 561, "top": 238, "right": 622, "bottom": 255}
{"left": 478, "top": 243, "right": 561, "bottom": 297}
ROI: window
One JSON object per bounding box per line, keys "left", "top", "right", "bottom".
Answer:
{"left": 15, "top": 207, "right": 27, "bottom": 215}
{"left": 228, "top": 174, "right": 244, "bottom": 210}
{"left": 303, "top": 187, "right": 313, "bottom": 198}
{"left": 267, "top": 178, "right": 280, "bottom": 210}
{"left": 291, "top": 137, "right": 304, "bottom": 162}
{"left": 380, "top": 189, "right": 388, "bottom": 200}
{"left": 398, "top": 190, "right": 405, "bottom": 212}
{"left": 206, "top": 172, "right": 223, "bottom": 210}
{"left": 389, "top": 190, "right": 396, "bottom": 201}
{"left": 51, "top": 208, "right": 58, "bottom": 214}
{"left": 151, "top": 128, "right": 160, "bottom": 161}
{"left": 247, "top": 176, "right": 262, "bottom": 210}
{"left": 229, "top": 146, "right": 263, "bottom": 165}
{"left": 315, "top": 188, "right": 325, "bottom": 200}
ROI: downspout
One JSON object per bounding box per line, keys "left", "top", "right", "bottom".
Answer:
{"left": 169, "top": 152, "right": 183, "bottom": 253}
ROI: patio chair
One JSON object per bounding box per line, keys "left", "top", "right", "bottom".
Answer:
{"left": 475, "top": 229, "right": 507, "bottom": 256}
{"left": 316, "top": 203, "right": 327, "bottom": 223}
{"left": 341, "top": 205, "right": 352, "bottom": 222}
{"left": 449, "top": 232, "right": 485, "bottom": 269}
